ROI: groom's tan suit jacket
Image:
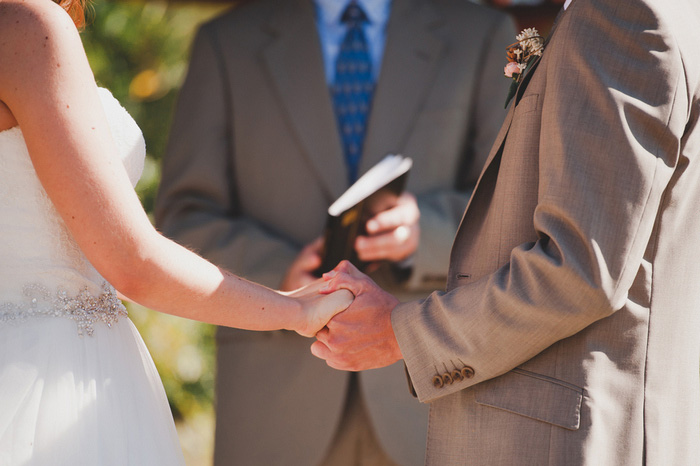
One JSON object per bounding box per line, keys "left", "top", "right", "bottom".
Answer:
{"left": 393, "top": 0, "right": 700, "bottom": 464}
{"left": 155, "top": 0, "right": 514, "bottom": 464}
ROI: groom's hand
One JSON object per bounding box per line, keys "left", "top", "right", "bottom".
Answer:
{"left": 311, "top": 261, "right": 402, "bottom": 371}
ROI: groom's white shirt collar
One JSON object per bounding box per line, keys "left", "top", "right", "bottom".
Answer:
{"left": 564, "top": 0, "right": 572, "bottom": 9}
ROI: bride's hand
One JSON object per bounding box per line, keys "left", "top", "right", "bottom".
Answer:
{"left": 285, "top": 280, "right": 354, "bottom": 338}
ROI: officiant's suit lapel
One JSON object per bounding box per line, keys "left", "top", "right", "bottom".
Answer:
{"left": 262, "top": 0, "right": 347, "bottom": 199}
{"left": 360, "top": 0, "right": 446, "bottom": 173}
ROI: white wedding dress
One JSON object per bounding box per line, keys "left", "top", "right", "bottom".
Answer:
{"left": 0, "top": 89, "right": 186, "bottom": 465}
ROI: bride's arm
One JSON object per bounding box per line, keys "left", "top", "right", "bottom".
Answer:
{"left": 0, "top": 1, "right": 351, "bottom": 337}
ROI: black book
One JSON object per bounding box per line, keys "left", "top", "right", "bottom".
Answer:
{"left": 316, "top": 154, "right": 413, "bottom": 275}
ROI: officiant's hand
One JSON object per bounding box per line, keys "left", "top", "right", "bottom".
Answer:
{"left": 280, "top": 238, "right": 323, "bottom": 291}
{"left": 355, "top": 192, "right": 420, "bottom": 263}
{"left": 311, "top": 261, "right": 402, "bottom": 371}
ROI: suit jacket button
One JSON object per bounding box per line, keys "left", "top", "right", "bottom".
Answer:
{"left": 442, "top": 372, "right": 454, "bottom": 385}
{"left": 432, "top": 375, "right": 444, "bottom": 388}
{"left": 451, "top": 370, "right": 464, "bottom": 382}
{"left": 461, "top": 366, "right": 475, "bottom": 379}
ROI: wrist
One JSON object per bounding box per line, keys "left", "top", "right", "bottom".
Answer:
{"left": 280, "top": 292, "right": 306, "bottom": 334}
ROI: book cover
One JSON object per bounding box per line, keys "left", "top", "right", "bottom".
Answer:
{"left": 316, "top": 154, "right": 413, "bottom": 275}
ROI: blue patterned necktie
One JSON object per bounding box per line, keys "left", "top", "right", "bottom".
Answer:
{"left": 332, "top": 1, "right": 374, "bottom": 184}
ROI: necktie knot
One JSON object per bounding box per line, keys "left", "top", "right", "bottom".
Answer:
{"left": 341, "top": 2, "right": 369, "bottom": 26}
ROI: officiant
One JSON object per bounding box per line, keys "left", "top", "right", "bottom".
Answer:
{"left": 155, "top": 0, "right": 514, "bottom": 464}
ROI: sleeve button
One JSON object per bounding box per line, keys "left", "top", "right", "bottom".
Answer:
{"left": 442, "top": 372, "right": 454, "bottom": 385}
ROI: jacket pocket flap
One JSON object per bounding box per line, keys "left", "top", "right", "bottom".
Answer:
{"left": 474, "top": 368, "right": 583, "bottom": 430}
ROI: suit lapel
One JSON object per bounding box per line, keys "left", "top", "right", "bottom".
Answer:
{"left": 261, "top": 0, "right": 348, "bottom": 199}
{"left": 467, "top": 5, "right": 569, "bottom": 203}
{"left": 449, "top": 5, "right": 578, "bottom": 284}
{"left": 476, "top": 97, "right": 517, "bottom": 185}
{"left": 452, "top": 101, "right": 516, "bottom": 238}
{"left": 359, "top": 0, "right": 446, "bottom": 173}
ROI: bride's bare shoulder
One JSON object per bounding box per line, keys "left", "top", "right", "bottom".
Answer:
{"left": 0, "top": 0, "right": 83, "bottom": 92}
{"left": 0, "top": 0, "right": 74, "bottom": 30}
{"left": 0, "top": 0, "right": 88, "bottom": 129}
{"left": 0, "top": 0, "right": 79, "bottom": 60}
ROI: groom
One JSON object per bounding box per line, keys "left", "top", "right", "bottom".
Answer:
{"left": 314, "top": 0, "right": 700, "bottom": 463}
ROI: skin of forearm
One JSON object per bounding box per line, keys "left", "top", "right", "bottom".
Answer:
{"left": 113, "top": 231, "right": 303, "bottom": 332}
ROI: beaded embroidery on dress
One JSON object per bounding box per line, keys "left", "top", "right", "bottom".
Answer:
{"left": 0, "top": 88, "right": 185, "bottom": 465}
{"left": 0, "top": 87, "right": 142, "bottom": 326}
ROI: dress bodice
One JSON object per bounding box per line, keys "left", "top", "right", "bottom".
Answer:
{"left": 0, "top": 88, "right": 145, "bottom": 334}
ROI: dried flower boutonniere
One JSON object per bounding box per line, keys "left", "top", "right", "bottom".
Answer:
{"left": 504, "top": 28, "right": 545, "bottom": 108}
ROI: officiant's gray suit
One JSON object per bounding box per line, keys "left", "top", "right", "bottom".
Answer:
{"left": 392, "top": 0, "right": 700, "bottom": 463}
{"left": 155, "top": 0, "right": 514, "bottom": 464}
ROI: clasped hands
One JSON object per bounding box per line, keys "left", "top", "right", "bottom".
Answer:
{"left": 283, "top": 192, "right": 419, "bottom": 370}
{"left": 311, "top": 261, "right": 403, "bottom": 371}
{"left": 284, "top": 260, "right": 402, "bottom": 371}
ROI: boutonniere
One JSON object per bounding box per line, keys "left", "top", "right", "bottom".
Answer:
{"left": 503, "top": 28, "right": 545, "bottom": 108}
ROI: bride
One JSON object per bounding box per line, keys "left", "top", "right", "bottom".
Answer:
{"left": 0, "top": 0, "right": 352, "bottom": 464}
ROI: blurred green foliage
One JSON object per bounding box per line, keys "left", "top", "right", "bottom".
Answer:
{"left": 82, "top": 0, "right": 229, "bottom": 214}
{"left": 81, "top": 1, "right": 230, "bottom": 463}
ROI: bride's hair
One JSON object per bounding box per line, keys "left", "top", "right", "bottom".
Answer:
{"left": 54, "top": 0, "right": 88, "bottom": 29}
